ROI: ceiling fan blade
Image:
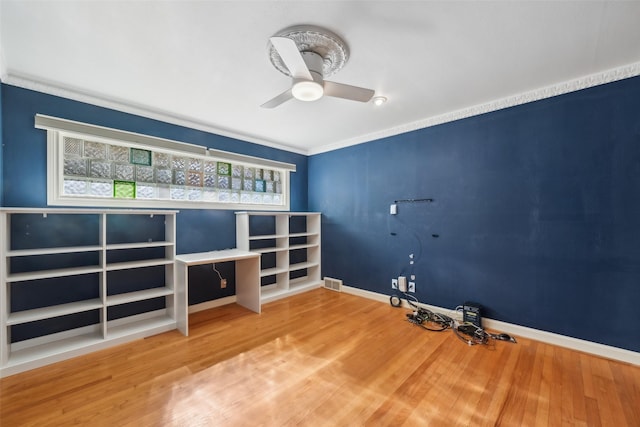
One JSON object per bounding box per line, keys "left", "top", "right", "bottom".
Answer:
{"left": 324, "top": 81, "right": 375, "bottom": 102}
{"left": 261, "top": 88, "right": 294, "bottom": 109}
{"left": 270, "top": 36, "right": 313, "bottom": 80}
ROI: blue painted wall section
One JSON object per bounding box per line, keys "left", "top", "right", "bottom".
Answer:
{"left": 1, "top": 83, "right": 308, "bottom": 310}
{"left": 309, "top": 76, "right": 640, "bottom": 352}
{"left": 0, "top": 82, "right": 4, "bottom": 206}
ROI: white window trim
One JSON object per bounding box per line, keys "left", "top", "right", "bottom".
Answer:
{"left": 36, "top": 114, "right": 294, "bottom": 211}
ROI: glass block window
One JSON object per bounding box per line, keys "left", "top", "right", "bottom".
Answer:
{"left": 45, "top": 124, "right": 292, "bottom": 210}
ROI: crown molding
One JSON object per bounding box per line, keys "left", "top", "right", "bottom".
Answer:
{"left": 3, "top": 61, "right": 640, "bottom": 157}
{"left": 309, "top": 61, "right": 640, "bottom": 155}
{"left": 1, "top": 72, "right": 308, "bottom": 155}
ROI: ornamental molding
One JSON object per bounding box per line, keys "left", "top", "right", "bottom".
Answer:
{"left": 309, "top": 61, "right": 640, "bottom": 155}
{"left": 3, "top": 61, "right": 640, "bottom": 156}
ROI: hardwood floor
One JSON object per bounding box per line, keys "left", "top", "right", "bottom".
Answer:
{"left": 1, "top": 289, "right": 639, "bottom": 426}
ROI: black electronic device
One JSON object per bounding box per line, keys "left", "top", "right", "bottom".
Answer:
{"left": 463, "top": 302, "right": 482, "bottom": 327}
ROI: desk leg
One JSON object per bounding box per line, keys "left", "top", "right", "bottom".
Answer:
{"left": 175, "top": 262, "right": 189, "bottom": 335}
{"left": 235, "top": 258, "right": 261, "bottom": 313}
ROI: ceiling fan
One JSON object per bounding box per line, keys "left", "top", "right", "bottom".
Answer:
{"left": 261, "top": 25, "right": 375, "bottom": 108}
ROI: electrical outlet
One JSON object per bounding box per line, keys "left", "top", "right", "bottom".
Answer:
{"left": 408, "top": 281, "right": 416, "bottom": 292}
{"left": 391, "top": 278, "right": 398, "bottom": 289}
{"left": 221, "top": 278, "right": 227, "bottom": 289}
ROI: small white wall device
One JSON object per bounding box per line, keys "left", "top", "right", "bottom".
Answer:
{"left": 398, "top": 276, "right": 408, "bottom": 292}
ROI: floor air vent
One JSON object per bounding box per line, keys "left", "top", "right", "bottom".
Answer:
{"left": 323, "top": 277, "right": 343, "bottom": 292}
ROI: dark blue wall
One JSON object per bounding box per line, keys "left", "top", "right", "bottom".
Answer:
{"left": 309, "top": 76, "right": 640, "bottom": 352}
{"left": 1, "top": 83, "right": 308, "bottom": 305}
{"left": 0, "top": 82, "right": 3, "bottom": 206}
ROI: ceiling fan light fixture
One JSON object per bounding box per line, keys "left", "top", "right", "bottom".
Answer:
{"left": 292, "top": 80, "right": 324, "bottom": 101}
{"left": 373, "top": 96, "right": 387, "bottom": 106}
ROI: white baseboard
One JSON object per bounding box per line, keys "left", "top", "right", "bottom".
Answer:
{"left": 342, "top": 285, "right": 640, "bottom": 366}
{"left": 189, "top": 296, "right": 237, "bottom": 314}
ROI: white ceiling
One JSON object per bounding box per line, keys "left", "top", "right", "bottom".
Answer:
{"left": 1, "top": 1, "right": 640, "bottom": 155}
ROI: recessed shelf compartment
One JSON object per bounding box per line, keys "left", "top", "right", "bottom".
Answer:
{"left": 236, "top": 211, "right": 322, "bottom": 304}
{"left": 288, "top": 243, "right": 318, "bottom": 250}
{"left": 260, "top": 266, "right": 290, "bottom": 277}
{"left": 252, "top": 246, "right": 288, "bottom": 254}
{"left": 0, "top": 208, "right": 182, "bottom": 378}
{"left": 106, "top": 287, "right": 174, "bottom": 306}
{"left": 7, "top": 299, "right": 103, "bottom": 325}
{"left": 6, "top": 331, "right": 104, "bottom": 371}
{"left": 8, "top": 266, "right": 104, "bottom": 283}
{"left": 7, "top": 245, "right": 104, "bottom": 257}
{"left": 105, "top": 259, "right": 174, "bottom": 271}
{"left": 106, "top": 241, "right": 173, "bottom": 250}
{"left": 106, "top": 314, "right": 176, "bottom": 340}
{"left": 289, "top": 261, "right": 319, "bottom": 272}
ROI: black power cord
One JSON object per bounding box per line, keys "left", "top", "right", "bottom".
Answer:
{"left": 397, "top": 293, "right": 518, "bottom": 346}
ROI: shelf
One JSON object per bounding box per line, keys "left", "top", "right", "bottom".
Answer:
{"left": 289, "top": 243, "right": 318, "bottom": 250}
{"left": 289, "top": 232, "right": 319, "bottom": 238}
{"left": 107, "top": 315, "right": 176, "bottom": 340}
{"left": 248, "top": 233, "right": 288, "bottom": 241}
{"left": 106, "top": 258, "right": 174, "bottom": 271}
{"left": 260, "top": 267, "right": 289, "bottom": 277}
{"left": 176, "top": 249, "right": 259, "bottom": 265}
{"left": 8, "top": 266, "right": 103, "bottom": 283}
{"left": 106, "top": 287, "right": 174, "bottom": 306}
{"left": 290, "top": 276, "right": 324, "bottom": 289}
{"left": 236, "top": 211, "right": 321, "bottom": 306}
{"left": 252, "top": 246, "right": 289, "bottom": 254}
{"left": 106, "top": 241, "right": 173, "bottom": 250}
{"left": 6, "top": 332, "right": 104, "bottom": 369}
{"left": 7, "top": 245, "right": 103, "bottom": 257}
{"left": 289, "top": 261, "right": 319, "bottom": 272}
{"left": 261, "top": 286, "right": 293, "bottom": 303}
{"left": 7, "top": 299, "right": 103, "bottom": 325}
{"left": 1, "top": 208, "right": 182, "bottom": 378}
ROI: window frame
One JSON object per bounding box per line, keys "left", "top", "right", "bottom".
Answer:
{"left": 36, "top": 114, "right": 294, "bottom": 211}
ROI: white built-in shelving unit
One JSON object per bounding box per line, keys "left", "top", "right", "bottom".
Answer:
{"left": 0, "top": 208, "right": 185, "bottom": 378}
{"left": 236, "top": 211, "right": 322, "bottom": 303}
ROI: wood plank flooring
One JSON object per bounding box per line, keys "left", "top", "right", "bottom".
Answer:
{"left": 1, "top": 289, "right": 639, "bottom": 426}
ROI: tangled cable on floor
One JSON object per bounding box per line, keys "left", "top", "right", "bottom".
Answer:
{"left": 394, "top": 292, "right": 517, "bottom": 346}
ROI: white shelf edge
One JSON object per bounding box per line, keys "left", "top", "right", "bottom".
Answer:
{"left": 106, "top": 315, "right": 176, "bottom": 340}
{"left": 106, "top": 241, "right": 174, "bottom": 250}
{"left": 7, "top": 245, "right": 103, "bottom": 257}
{"left": 289, "top": 261, "right": 319, "bottom": 272}
{"left": 251, "top": 246, "right": 289, "bottom": 254}
{"left": 261, "top": 281, "right": 321, "bottom": 304}
{"left": 0, "top": 207, "right": 178, "bottom": 214}
{"left": 249, "top": 234, "right": 288, "bottom": 241}
{"left": 289, "top": 277, "right": 323, "bottom": 288}
{"left": 289, "top": 232, "right": 319, "bottom": 238}
{"left": 105, "top": 258, "right": 173, "bottom": 271}
{"left": 8, "top": 266, "right": 103, "bottom": 282}
{"left": 106, "top": 287, "right": 174, "bottom": 306}
{"left": 260, "top": 267, "right": 289, "bottom": 277}
{"left": 5, "top": 332, "right": 104, "bottom": 368}
{"left": 235, "top": 211, "right": 321, "bottom": 216}
{"left": 7, "top": 299, "right": 103, "bottom": 325}
{"left": 288, "top": 243, "right": 318, "bottom": 250}
{"left": 260, "top": 286, "right": 292, "bottom": 302}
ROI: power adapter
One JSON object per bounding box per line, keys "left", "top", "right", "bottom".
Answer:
{"left": 463, "top": 302, "right": 482, "bottom": 327}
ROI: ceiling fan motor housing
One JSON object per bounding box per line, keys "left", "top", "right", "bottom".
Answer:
{"left": 268, "top": 25, "right": 349, "bottom": 78}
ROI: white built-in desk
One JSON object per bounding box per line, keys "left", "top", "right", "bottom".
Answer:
{"left": 175, "top": 249, "right": 261, "bottom": 334}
